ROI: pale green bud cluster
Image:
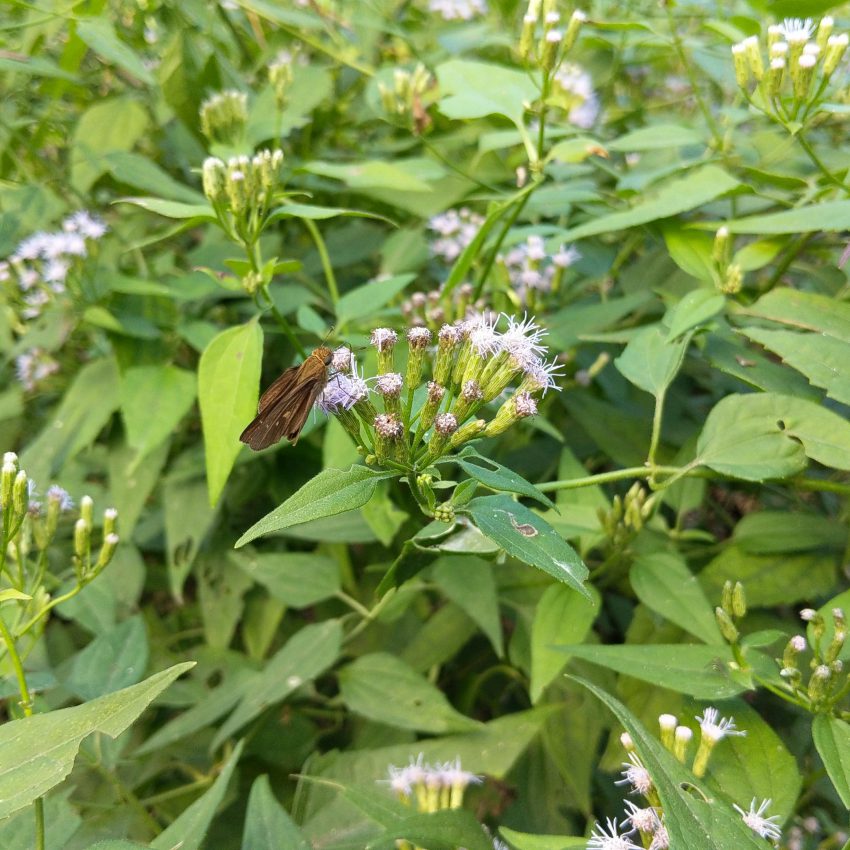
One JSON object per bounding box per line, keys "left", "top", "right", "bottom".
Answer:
{"left": 711, "top": 226, "right": 744, "bottom": 294}
{"left": 597, "top": 481, "right": 654, "bottom": 548}
{"left": 377, "top": 63, "right": 434, "bottom": 131}
{"left": 732, "top": 18, "right": 848, "bottom": 112}
{"left": 269, "top": 50, "right": 297, "bottom": 111}
{"left": 199, "top": 89, "right": 249, "bottom": 144}
{"left": 519, "top": 0, "right": 586, "bottom": 70}
{"left": 778, "top": 607, "right": 850, "bottom": 713}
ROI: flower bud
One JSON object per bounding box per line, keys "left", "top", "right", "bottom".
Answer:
{"left": 732, "top": 42, "right": 750, "bottom": 88}
{"left": 742, "top": 35, "right": 764, "bottom": 81}
{"left": 732, "top": 582, "right": 747, "bottom": 618}
{"left": 541, "top": 29, "right": 562, "bottom": 71}
{"left": 74, "top": 518, "right": 90, "bottom": 560}
{"left": 434, "top": 503, "right": 455, "bottom": 524}
{"left": 406, "top": 327, "right": 432, "bottom": 388}
{"left": 720, "top": 580, "right": 734, "bottom": 615}
{"left": 720, "top": 263, "right": 743, "bottom": 294}
{"left": 96, "top": 532, "right": 119, "bottom": 570}
{"left": 202, "top": 157, "right": 227, "bottom": 205}
{"left": 371, "top": 328, "right": 398, "bottom": 373}
{"left": 80, "top": 495, "right": 94, "bottom": 526}
{"left": 448, "top": 418, "right": 486, "bottom": 450}
{"left": 620, "top": 732, "right": 635, "bottom": 752}
{"left": 435, "top": 325, "right": 461, "bottom": 384}
{"left": 659, "top": 713, "right": 677, "bottom": 751}
{"left": 1, "top": 461, "right": 15, "bottom": 509}
{"left": 674, "top": 726, "right": 692, "bottom": 763}
{"left": 794, "top": 53, "right": 817, "bottom": 99}
{"left": 825, "top": 628, "right": 847, "bottom": 664}
{"left": 824, "top": 33, "right": 849, "bottom": 76}
{"left": 817, "top": 16, "right": 834, "bottom": 51}
{"left": 713, "top": 226, "right": 730, "bottom": 265}
{"left": 808, "top": 664, "right": 831, "bottom": 703}
{"left": 767, "top": 57, "right": 785, "bottom": 97}
{"left": 715, "top": 606, "right": 740, "bottom": 644}
{"left": 12, "top": 470, "right": 28, "bottom": 516}
{"left": 562, "top": 9, "right": 586, "bottom": 54}
{"left": 519, "top": 3, "right": 539, "bottom": 60}
{"left": 103, "top": 507, "right": 118, "bottom": 538}
{"left": 783, "top": 635, "right": 807, "bottom": 670}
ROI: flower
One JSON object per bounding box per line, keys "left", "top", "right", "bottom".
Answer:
{"left": 15, "top": 348, "right": 59, "bottom": 391}
{"left": 778, "top": 17, "right": 815, "bottom": 42}
{"left": 428, "top": 208, "right": 484, "bottom": 262}
{"left": 800, "top": 608, "right": 817, "bottom": 621}
{"left": 696, "top": 707, "right": 745, "bottom": 742}
{"left": 374, "top": 413, "right": 403, "bottom": 439}
{"left": 46, "top": 485, "right": 74, "bottom": 512}
{"left": 733, "top": 798, "right": 782, "bottom": 841}
{"left": 434, "top": 413, "right": 458, "bottom": 435}
{"left": 522, "top": 356, "right": 564, "bottom": 395}
{"left": 587, "top": 817, "right": 641, "bottom": 850}
{"left": 371, "top": 327, "right": 398, "bottom": 352}
{"left": 428, "top": 0, "right": 487, "bottom": 21}
{"left": 500, "top": 314, "right": 549, "bottom": 368}
{"left": 623, "top": 800, "right": 660, "bottom": 834}
{"left": 376, "top": 372, "right": 404, "bottom": 398}
{"left": 63, "top": 211, "right": 107, "bottom": 239}
{"left": 553, "top": 63, "right": 600, "bottom": 128}
{"left": 331, "top": 346, "right": 354, "bottom": 373}
{"left": 617, "top": 753, "right": 653, "bottom": 796}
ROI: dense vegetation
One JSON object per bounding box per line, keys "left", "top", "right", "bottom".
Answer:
{"left": 2, "top": 1, "right": 850, "bottom": 848}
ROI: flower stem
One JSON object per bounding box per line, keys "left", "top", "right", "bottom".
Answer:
{"left": 303, "top": 218, "right": 340, "bottom": 308}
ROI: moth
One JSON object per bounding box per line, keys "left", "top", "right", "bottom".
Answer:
{"left": 239, "top": 346, "right": 333, "bottom": 451}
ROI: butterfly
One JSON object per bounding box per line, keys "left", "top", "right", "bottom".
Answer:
{"left": 239, "top": 346, "right": 333, "bottom": 450}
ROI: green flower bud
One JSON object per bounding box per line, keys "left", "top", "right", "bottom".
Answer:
{"left": 793, "top": 53, "right": 817, "bottom": 99}
{"left": 80, "top": 495, "right": 94, "bottom": 526}
{"left": 732, "top": 582, "right": 747, "bottom": 618}
{"left": 202, "top": 157, "right": 227, "bottom": 205}
{"left": 435, "top": 325, "right": 461, "bottom": 385}
{"left": 484, "top": 390, "right": 538, "bottom": 437}
{"left": 1, "top": 460, "right": 16, "bottom": 510}
{"left": 96, "top": 532, "right": 119, "bottom": 571}
{"left": 817, "top": 16, "right": 834, "bottom": 51}
{"left": 767, "top": 57, "right": 785, "bottom": 97}
{"left": 825, "top": 628, "right": 847, "bottom": 664}
{"left": 720, "top": 580, "right": 735, "bottom": 616}
{"left": 673, "top": 725, "right": 692, "bottom": 763}
{"left": 434, "top": 502, "right": 455, "bottom": 524}
{"left": 74, "top": 518, "right": 90, "bottom": 562}
{"left": 713, "top": 226, "right": 730, "bottom": 265}
{"left": 715, "top": 606, "right": 740, "bottom": 644}
{"left": 743, "top": 35, "right": 764, "bottom": 81}
{"left": 824, "top": 34, "right": 849, "bottom": 76}
{"left": 448, "top": 418, "right": 486, "bottom": 450}
{"left": 562, "top": 9, "right": 586, "bottom": 54}
{"left": 103, "top": 507, "right": 118, "bottom": 538}
{"left": 541, "top": 29, "right": 562, "bottom": 71}
{"left": 659, "top": 713, "right": 677, "bottom": 751}
{"left": 12, "top": 470, "right": 28, "bottom": 516}
{"left": 731, "top": 42, "right": 750, "bottom": 88}
{"left": 808, "top": 664, "right": 831, "bottom": 703}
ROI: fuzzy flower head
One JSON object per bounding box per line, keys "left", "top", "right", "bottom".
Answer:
{"left": 552, "top": 63, "right": 600, "bottom": 128}
{"left": 733, "top": 798, "right": 782, "bottom": 841}
{"left": 500, "top": 314, "right": 548, "bottom": 368}
{"left": 779, "top": 17, "right": 815, "bottom": 42}
{"left": 63, "top": 211, "right": 108, "bottom": 240}
{"left": 623, "top": 800, "right": 660, "bottom": 835}
{"left": 523, "top": 356, "right": 564, "bottom": 395}
{"left": 46, "top": 485, "right": 74, "bottom": 512}
{"left": 407, "top": 326, "right": 433, "bottom": 349}
{"left": 696, "top": 707, "right": 746, "bottom": 742}
{"left": 371, "top": 327, "right": 398, "bottom": 352}
{"left": 466, "top": 314, "right": 500, "bottom": 356}
{"left": 429, "top": 0, "right": 487, "bottom": 21}
{"left": 316, "top": 367, "right": 368, "bottom": 414}
{"left": 374, "top": 413, "right": 403, "bottom": 439}
{"left": 376, "top": 372, "right": 404, "bottom": 398}
{"left": 331, "top": 346, "right": 353, "bottom": 373}
{"left": 617, "top": 752, "right": 653, "bottom": 797}
{"left": 428, "top": 208, "right": 484, "bottom": 262}
{"left": 587, "top": 817, "right": 641, "bottom": 850}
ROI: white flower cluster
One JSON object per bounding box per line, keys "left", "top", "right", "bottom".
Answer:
{"left": 384, "top": 754, "right": 481, "bottom": 800}
{"left": 0, "top": 211, "right": 107, "bottom": 321}
{"left": 553, "top": 63, "right": 600, "bottom": 128}
{"left": 498, "top": 234, "right": 580, "bottom": 302}
{"left": 15, "top": 348, "right": 60, "bottom": 393}
{"left": 428, "top": 208, "right": 485, "bottom": 262}
{"left": 428, "top": 0, "right": 487, "bottom": 21}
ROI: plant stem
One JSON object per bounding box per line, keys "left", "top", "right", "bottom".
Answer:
{"left": 302, "top": 218, "right": 340, "bottom": 308}
{"left": 796, "top": 131, "right": 849, "bottom": 195}
{"left": 646, "top": 390, "right": 667, "bottom": 485}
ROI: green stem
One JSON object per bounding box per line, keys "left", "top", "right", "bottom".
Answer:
{"left": 342, "top": 590, "right": 396, "bottom": 645}
{"left": 302, "top": 218, "right": 340, "bottom": 308}
{"left": 646, "top": 389, "right": 666, "bottom": 484}
{"left": 796, "top": 131, "right": 849, "bottom": 195}
{"left": 419, "top": 136, "right": 501, "bottom": 194}
{"left": 537, "top": 465, "right": 680, "bottom": 493}
{"left": 335, "top": 590, "right": 371, "bottom": 619}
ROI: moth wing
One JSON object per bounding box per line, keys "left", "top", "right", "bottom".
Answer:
{"left": 257, "top": 366, "right": 299, "bottom": 414}
{"left": 239, "top": 368, "right": 328, "bottom": 451}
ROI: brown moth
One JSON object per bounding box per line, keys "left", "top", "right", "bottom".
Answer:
{"left": 239, "top": 347, "right": 333, "bottom": 451}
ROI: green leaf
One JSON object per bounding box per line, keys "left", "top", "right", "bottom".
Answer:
{"left": 813, "top": 715, "right": 850, "bottom": 807}
{"left": 436, "top": 59, "right": 538, "bottom": 127}
{"left": 242, "top": 775, "right": 311, "bottom": 850}
{"left": 236, "top": 466, "right": 399, "bottom": 546}
{"left": 732, "top": 511, "right": 846, "bottom": 555}
{"left": 71, "top": 97, "right": 149, "bottom": 193}
{"left": 665, "top": 290, "right": 725, "bottom": 339}
{"left": 104, "top": 151, "right": 206, "bottom": 204}
{"left": 267, "top": 202, "right": 391, "bottom": 224}
{"left": 199, "top": 320, "right": 264, "bottom": 506}
{"left": 119, "top": 364, "right": 196, "bottom": 462}
{"left": 695, "top": 392, "right": 850, "bottom": 480}
{"left": 456, "top": 449, "right": 556, "bottom": 509}
{"left": 369, "top": 808, "right": 494, "bottom": 850}
{"left": 65, "top": 616, "right": 149, "bottom": 700}
{"left": 212, "top": 620, "right": 342, "bottom": 749}
{"left": 663, "top": 226, "right": 715, "bottom": 283}
{"left": 559, "top": 644, "right": 750, "bottom": 698}
{"left": 499, "top": 827, "right": 585, "bottom": 850}
{"left": 338, "top": 653, "right": 482, "bottom": 734}
{"left": 432, "top": 556, "right": 503, "bottom": 656}
{"left": 229, "top": 550, "right": 341, "bottom": 607}
{"left": 465, "top": 496, "right": 589, "bottom": 597}
{"left": 571, "top": 677, "right": 770, "bottom": 850}
{"left": 76, "top": 18, "right": 154, "bottom": 84}
{"left": 740, "top": 287, "right": 850, "bottom": 344}
{"left": 560, "top": 166, "right": 739, "bottom": 241}
{"left": 631, "top": 552, "right": 723, "bottom": 645}
{"left": 150, "top": 742, "right": 243, "bottom": 850}
{"left": 86, "top": 843, "right": 149, "bottom": 850}
{"left": 335, "top": 274, "right": 415, "bottom": 326}
{"left": 0, "top": 790, "right": 80, "bottom": 850}
{"left": 117, "top": 197, "right": 216, "bottom": 220}
{"left": 20, "top": 357, "right": 120, "bottom": 485}
{"left": 304, "top": 160, "right": 434, "bottom": 192}
{"left": 529, "top": 583, "right": 600, "bottom": 703}
{"left": 0, "top": 663, "right": 193, "bottom": 818}
{"left": 608, "top": 123, "right": 703, "bottom": 151}
{"left": 0, "top": 589, "right": 30, "bottom": 604}
{"left": 614, "top": 324, "right": 690, "bottom": 398}
{"left": 741, "top": 327, "right": 850, "bottom": 406}
{"left": 700, "top": 547, "right": 837, "bottom": 608}
{"left": 719, "top": 199, "right": 850, "bottom": 234}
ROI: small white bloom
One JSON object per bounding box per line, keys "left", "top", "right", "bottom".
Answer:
{"left": 800, "top": 608, "right": 817, "bottom": 621}
{"left": 587, "top": 817, "right": 641, "bottom": 850}
{"left": 617, "top": 752, "right": 653, "bottom": 796}
{"left": 428, "top": 0, "right": 488, "bottom": 21}
{"left": 623, "top": 800, "right": 659, "bottom": 834}
{"left": 467, "top": 314, "right": 500, "bottom": 356}
{"left": 733, "top": 798, "right": 783, "bottom": 841}
{"left": 778, "top": 17, "right": 815, "bottom": 43}
{"left": 790, "top": 635, "right": 807, "bottom": 652}
{"left": 523, "top": 356, "right": 564, "bottom": 395}
{"left": 63, "top": 211, "right": 108, "bottom": 239}
{"left": 371, "top": 327, "right": 398, "bottom": 352}
{"left": 696, "top": 707, "right": 746, "bottom": 742}
{"left": 46, "top": 485, "right": 74, "bottom": 511}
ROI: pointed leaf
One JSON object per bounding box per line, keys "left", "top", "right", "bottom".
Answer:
{"left": 242, "top": 775, "right": 311, "bottom": 850}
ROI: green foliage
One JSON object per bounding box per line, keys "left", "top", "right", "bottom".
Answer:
{"left": 3, "top": 0, "right": 850, "bottom": 846}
